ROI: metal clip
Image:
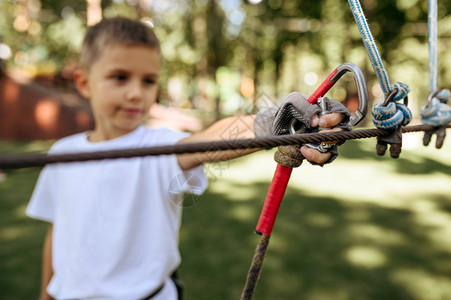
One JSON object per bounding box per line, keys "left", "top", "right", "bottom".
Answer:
{"left": 423, "top": 126, "right": 446, "bottom": 149}
{"left": 422, "top": 89, "right": 448, "bottom": 149}
{"left": 289, "top": 63, "right": 369, "bottom": 152}
{"left": 305, "top": 62, "right": 369, "bottom": 126}
{"left": 376, "top": 88, "right": 408, "bottom": 158}
{"left": 376, "top": 126, "right": 403, "bottom": 158}
{"left": 289, "top": 97, "right": 335, "bottom": 152}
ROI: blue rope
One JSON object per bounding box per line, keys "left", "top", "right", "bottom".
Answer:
{"left": 428, "top": 0, "right": 438, "bottom": 92}
{"left": 373, "top": 101, "right": 412, "bottom": 129}
{"left": 421, "top": 0, "right": 451, "bottom": 128}
{"left": 347, "top": 0, "right": 391, "bottom": 95}
{"left": 421, "top": 90, "right": 451, "bottom": 126}
{"left": 347, "top": 0, "right": 411, "bottom": 130}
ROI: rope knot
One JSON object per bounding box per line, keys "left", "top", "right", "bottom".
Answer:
{"left": 372, "top": 82, "right": 412, "bottom": 158}
{"left": 421, "top": 97, "right": 451, "bottom": 127}
{"left": 274, "top": 145, "right": 303, "bottom": 168}
{"left": 371, "top": 82, "right": 412, "bottom": 130}
{"left": 421, "top": 89, "right": 451, "bottom": 149}
{"left": 436, "top": 89, "right": 450, "bottom": 102}
{"left": 390, "top": 82, "right": 410, "bottom": 101}
{"left": 372, "top": 102, "right": 412, "bottom": 130}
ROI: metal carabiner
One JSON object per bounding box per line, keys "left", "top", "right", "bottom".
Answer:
{"left": 307, "top": 62, "right": 368, "bottom": 126}
{"left": 289, "top": 62, "right": 369, "bottom": 134}
{"left": 288, "top": 97, "right": 336, "bottom": 152}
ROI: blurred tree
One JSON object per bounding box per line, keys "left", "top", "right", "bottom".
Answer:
{"left": 1, "top": 0, "right": 450, "bottom": 118}
{"left": 86, "top": 0, "right": 102, "bottom": 25}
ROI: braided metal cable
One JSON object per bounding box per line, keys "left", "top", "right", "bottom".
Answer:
{"left": 0, "top": 124, "right": 448, "bottom": 170}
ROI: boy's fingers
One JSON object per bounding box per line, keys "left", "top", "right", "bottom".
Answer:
{"left": 300, "top": 146, "right": 332, "bottom": 165}
{"left": 320, "top": 127, "right": 343, "bottom": 134}
{"left": 318, "top": 112, "right": 345, "bottom": 128}
{"left": 310, "top": 114, "right": 320, "bottom": 127}
{"left": 303, "top": 111, "right": 346, "bottom": 164}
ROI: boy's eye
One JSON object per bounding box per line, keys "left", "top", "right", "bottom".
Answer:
{"left": 113, "top": 74, "right": 127, "bottom": 81}
{"left": 144, "top": 78, "right": 157, "bottom": 85}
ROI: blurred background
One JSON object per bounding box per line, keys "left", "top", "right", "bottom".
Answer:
{"left": 1, "top": 0, "right": 451, "bottom": 137}
{"left": 0, "top": 0, "right": 451, "bottom": 299}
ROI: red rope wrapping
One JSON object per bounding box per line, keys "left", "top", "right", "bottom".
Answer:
{"left": 255, "top": 164, "right": 293, "bottom": 236}
{"left": 307, "top": 67, "right": 338, "bottom": 103}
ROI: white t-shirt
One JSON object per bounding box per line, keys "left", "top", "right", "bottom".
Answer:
{"left": 27, "top": 126, "right": 207, "bottom": 300}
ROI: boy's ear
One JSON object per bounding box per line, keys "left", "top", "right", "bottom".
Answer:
{"left": 74, "top": 69, "right": 91, "bottom": 99}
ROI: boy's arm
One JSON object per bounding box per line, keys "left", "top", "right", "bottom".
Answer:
{"left": 40, "top": 224, "right": 54, "bottom": 300}
{"left": 176, "top": 113, "right": 344, "bottom": 171}
{"left": 176, "top": 115, "right": 258, "bottom": 171}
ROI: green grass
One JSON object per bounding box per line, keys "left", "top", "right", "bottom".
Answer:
{"left": 0, "top": 140, "right": 52, "bottom": 299}
{"left": 1, "top": 132, "right": 451, "bottom": 299}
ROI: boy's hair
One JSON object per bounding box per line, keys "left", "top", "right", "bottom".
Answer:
{"left": 79, "top": 17, "right": 160, "bottom": 69}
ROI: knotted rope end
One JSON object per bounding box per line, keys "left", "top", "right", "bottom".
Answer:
{"left": 274, "top": 145, "right": 304, "bottom": 168}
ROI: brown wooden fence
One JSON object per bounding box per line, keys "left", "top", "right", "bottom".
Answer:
{"left": 0, "top": 73, "right": 94, "bottom": 140}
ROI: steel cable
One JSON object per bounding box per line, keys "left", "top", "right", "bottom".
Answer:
{"left": 0, "top": 124, "right": 448, "bottom": 170}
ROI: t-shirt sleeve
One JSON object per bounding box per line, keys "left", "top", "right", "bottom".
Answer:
{"left": 175, "top": 164, "right": 207, "bottom": 196}
{"left": 26, "top": 165, "right": 56, "bottom": 223}
{"left": 158, "top": 129, "right": 208, "bottom": 196}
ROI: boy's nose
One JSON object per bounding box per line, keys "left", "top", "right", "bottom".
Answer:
{"left": 126, "top": 81, "right": 143, "bottom": 102}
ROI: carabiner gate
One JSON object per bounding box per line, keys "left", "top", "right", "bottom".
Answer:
{"left": 290, "top": 62, "right": 369, "bottom": 131}
{"left": 325, "top": 62, "right": 369, "bottom": 126}
{"left": 289, "top": 63, "right": 369, "bottom": 152}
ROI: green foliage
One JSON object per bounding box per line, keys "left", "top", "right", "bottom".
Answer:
{"left": 1, "top": 0, "right": 451, "bottom": 114}
{"left": 44, "top": 15, "right": 85, "bottom": 61}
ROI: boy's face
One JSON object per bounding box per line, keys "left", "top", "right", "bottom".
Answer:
{"left": 76, "top": 44, "right": 160, "bottom": 141}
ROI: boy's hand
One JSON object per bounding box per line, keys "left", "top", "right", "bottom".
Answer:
{"left": 301, "top": 116, "right": 345, "bottom": 165}
{"left": 254, "top": 92, "right": 351, "bottom": 165}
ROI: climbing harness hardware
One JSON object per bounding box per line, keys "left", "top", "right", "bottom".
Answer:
{"left": 306, "top": 62, "right": 368, "bottom": 126}
{"left": 289, "top": 62, "right": 369, "bottom": 153}
{"left": 240, "top": 63, "right": 369, "bottom": 300}
{"left": 347, "top": 0, "right": 413, "bottom": 158}
{"left": 374, "top": 88, "right": 411, "bottom": 159}
{"left": 421, "top": 89, "right": 451, "bottom": 148}
{"left": 304, "top": 97, "right": 337, "bottom": 153}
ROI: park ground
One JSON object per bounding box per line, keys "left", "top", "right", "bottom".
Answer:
{"left": 1, "top": 130, "right": 451, "bottom": 299}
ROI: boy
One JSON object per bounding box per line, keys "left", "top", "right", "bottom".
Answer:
{"left": 27, "top": 17, "right": 348, "bottom": 300}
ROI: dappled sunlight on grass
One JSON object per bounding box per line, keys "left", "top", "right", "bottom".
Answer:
{"left": 0, "top": 165, "right": 48, "bottom": 298}
{"left": 410, "top": 198, "right": 451, "bottom": 253}
{"left": 229, "top": 204, "right": 256, "bottom": 222}
{"left": 303, "top": 212, "right": 335, "bottom": 228}
{"left": 347, "top": 223, "right": 407, "bottom": 246}
{"left": 207, "top": 176, "right": 259, "bottom": 202}
{"left": 1, "top": 132, "right": 450, "bottom": 299}
{"left": 180, "top": 133, "right": 451, "bottom": 299}
{"left": 305, "top": 287, "right": 352, "bottom": 300}
{"left": 0, "top": 225, "right": 31, "bottom": 241}
{"left": 344, "top": 245, "right": 388, "bottom": 269}
{"left": 288, "top": 136, "right": 451, "bottom": 211}
{"left": 391, "top": 268, "right": 451, "bottom": 300}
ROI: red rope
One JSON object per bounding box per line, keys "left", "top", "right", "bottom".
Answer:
{"left": 255, "top": 164, "right": 293, "bottom": 236}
